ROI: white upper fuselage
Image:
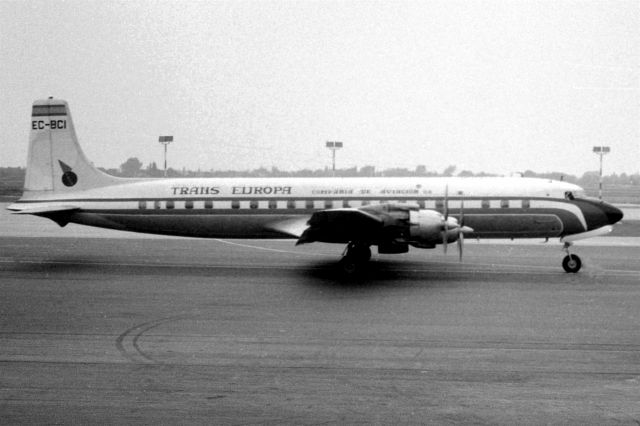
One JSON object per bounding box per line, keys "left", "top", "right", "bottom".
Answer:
{"left": 17, "top": 176, "right": 582, "bottom": 203}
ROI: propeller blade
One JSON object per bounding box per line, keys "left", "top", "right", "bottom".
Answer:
{"left": 442, "top": 228, "right": 448, "bottom": 254}
{"left": 443, "top": 184, "right": 449, "bottom": 220}
{"left": 459, "top": 191, "right": 464, "bottom": 227}
{"left": 458, "top": 190, "right": 464, "bottom": 261}
{"left": 442, "top": 184, "right": 449, "bottom": 255}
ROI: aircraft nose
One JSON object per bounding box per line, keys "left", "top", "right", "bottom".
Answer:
{"left": 604, "top": 204, "right": 623, "bottom": 225}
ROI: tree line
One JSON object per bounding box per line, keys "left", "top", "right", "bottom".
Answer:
{"left": 102, "top": 158, "right": 640, "bottom": 187}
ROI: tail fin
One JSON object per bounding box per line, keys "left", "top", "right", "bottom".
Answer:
{"left": 24, "top": 98, "right": 120, "bottom": 194}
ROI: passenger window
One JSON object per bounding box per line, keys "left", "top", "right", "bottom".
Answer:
{"left": 138, "top": 200, "right": 146, "bottom": 210}
{"left": 500, "top": 200, "right": 509, "bottom": 209}
{"left": 154, "top": 200, "right": 161, "bottom": 209}
{"left": 204, "top": 200, "right": 213, "bottom": 209}
{"left": 185, "top": 200, "right": 194, "bottom": 209}
{"left": 522, "top": 199, "right": 530, "bottom": 209}
{"left": 362, "top": 200, "right": 370, "bottom": 206}
{"left": 287, "top": 200, "right": 295, "bottom": 209}
{"left": 436, "top": 199, "right": 444, "bottom": 211}
{"left": 232, "top": 200, "right": 240, "bottom": 209}
{"left": 325, "top": 200, "right": 333, "bottom": 209}
{"left": 481, "top": 199, "right": 490, "bottom": 209}
{"left": 166, "top": 200, "right": 174, "bottom": 209}
{"left": 268, "top": 200, "right": 277, "bottom": 209}
{"left": 305, "top": 200, "right": 314, "bottom": 210}
{"left": 250, "top": 200, "right": 258, "bottom": 209}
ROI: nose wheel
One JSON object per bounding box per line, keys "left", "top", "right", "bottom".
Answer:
{"left": 562, "top": 242, "right": 582, "bottom": 273}
{"left": 562, "top": 254, "right": 582, "bottom": 273}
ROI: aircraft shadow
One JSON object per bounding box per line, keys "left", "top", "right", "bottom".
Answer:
{"left": 296, "top": 258, "right": 486, "bottom": 289}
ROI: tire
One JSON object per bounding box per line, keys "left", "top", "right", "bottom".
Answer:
{"left": 340, "top": 244, "right": 371, "bottom": 276}
{"left": 562, "top": 255, "right": 582, "bottom": 273}
{"left": 339, "top": 257, "right": 360, "bottom": 275}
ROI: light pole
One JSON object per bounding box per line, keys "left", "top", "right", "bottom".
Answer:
{"left": 326, "top": 141, "right": 343, "bottom": 176}
{"left": 592, "top": 146, "right": 610, "bottom": 200}
{"left": 159, "top": 136, "right": 174, "bottom": 177}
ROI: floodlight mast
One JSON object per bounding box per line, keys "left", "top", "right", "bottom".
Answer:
{"left": 326, "top": 141, "right": 343, "bottom": 176}
{"left": 159, "top": 136, "right": 174, "bottom": 177}
{"left": 592, "top": 146, "right": 610, "bottom": 200}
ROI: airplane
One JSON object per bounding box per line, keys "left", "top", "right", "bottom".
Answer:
{"left": 8, "top": 98, "right": 623, "bottom": 274}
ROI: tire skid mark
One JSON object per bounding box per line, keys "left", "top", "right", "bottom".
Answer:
{"left": 116, "top": 314, "right": 192, "bottom": 364}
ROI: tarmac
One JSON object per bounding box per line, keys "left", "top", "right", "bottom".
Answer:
{"left": 1, "top": 205, "right": 639, "bottom": 424}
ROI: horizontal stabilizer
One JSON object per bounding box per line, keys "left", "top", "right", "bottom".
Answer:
{"left": 7, "top": 204, "right": 79, "bottom": 215}
{"left": 7, "top": 203, "right": 79, "bottom": 227}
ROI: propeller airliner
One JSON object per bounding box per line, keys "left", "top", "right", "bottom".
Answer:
{"left": 8, "top": 98, "right": 623, "bottom": 274}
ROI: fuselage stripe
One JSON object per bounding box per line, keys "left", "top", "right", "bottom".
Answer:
{"left": 13, "top": 196, "right": 566, "bottom": 204}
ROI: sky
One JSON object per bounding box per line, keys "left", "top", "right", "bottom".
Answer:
{"left": 1, "top": 0, "right": 638, "bottom": 176}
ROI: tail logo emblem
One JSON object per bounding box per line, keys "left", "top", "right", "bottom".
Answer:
{"left": 58, "top": 160, "right": 78, "bottom": 187}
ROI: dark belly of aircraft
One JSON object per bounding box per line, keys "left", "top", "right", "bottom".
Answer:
{"left": 69, "top": 209, "right": 581, "bottom": 240}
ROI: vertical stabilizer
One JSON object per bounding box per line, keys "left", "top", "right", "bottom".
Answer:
{"left": 24, "top": 98, "right": 120, "bottom": 193}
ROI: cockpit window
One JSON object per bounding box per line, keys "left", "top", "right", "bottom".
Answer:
{"left": 565, "top": 189, "right": 587, "bottom": 200}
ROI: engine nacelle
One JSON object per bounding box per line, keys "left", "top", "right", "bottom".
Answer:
{"left": 408, "top": 209, "right": 460, "bottom": 245}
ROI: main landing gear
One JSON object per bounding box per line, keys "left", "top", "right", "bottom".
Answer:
{"left": 339, "top": 242, "right": 585, "bottom": 274}
{"left": 340, "top": 242, "right": 371, "bottom": 275}
{"left": 562, "top": 242, "right": 582, "bottom": 273}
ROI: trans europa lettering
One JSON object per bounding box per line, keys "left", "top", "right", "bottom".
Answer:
{"left": 171, "top": 186, "right": 221, "bottom": 195}
{"left": 232, "top": 186, "right": 292, "bottom": 195}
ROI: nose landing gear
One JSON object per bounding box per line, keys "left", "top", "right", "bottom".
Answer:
{"left": 562, "top": 242, "right": 582, "bottom": 273}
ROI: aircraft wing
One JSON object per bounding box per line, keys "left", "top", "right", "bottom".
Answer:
{"left": 265, "top": 216, "right": 312, "bottom": 238}
{"left": 296, "top": 208, "right": 386, "bottom": 245}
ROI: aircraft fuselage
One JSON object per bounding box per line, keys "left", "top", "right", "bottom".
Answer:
{"left": 11, "top": 176, "right": 619, "bottom": 241}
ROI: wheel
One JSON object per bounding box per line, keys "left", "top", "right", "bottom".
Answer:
{"left": 339, "top": 256, "right": 360, "bottom": 275}
{"left": 562, "top": 254, "right": 582, "bottom": 273}
{"left": 340, "top": 243, "right": 371, "bottom": 275}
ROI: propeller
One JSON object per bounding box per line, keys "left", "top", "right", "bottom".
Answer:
{"left": 442, "top": 186, "right": 474, "bottom": 261}
{"left": 442, "top": 185, "right": 449, "bottom": 255}
{"left": 456, "top": 191, "right": 474, "bottom": 261}
{"left": 457, "top": 191, "right": 465, "bottom": 261}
